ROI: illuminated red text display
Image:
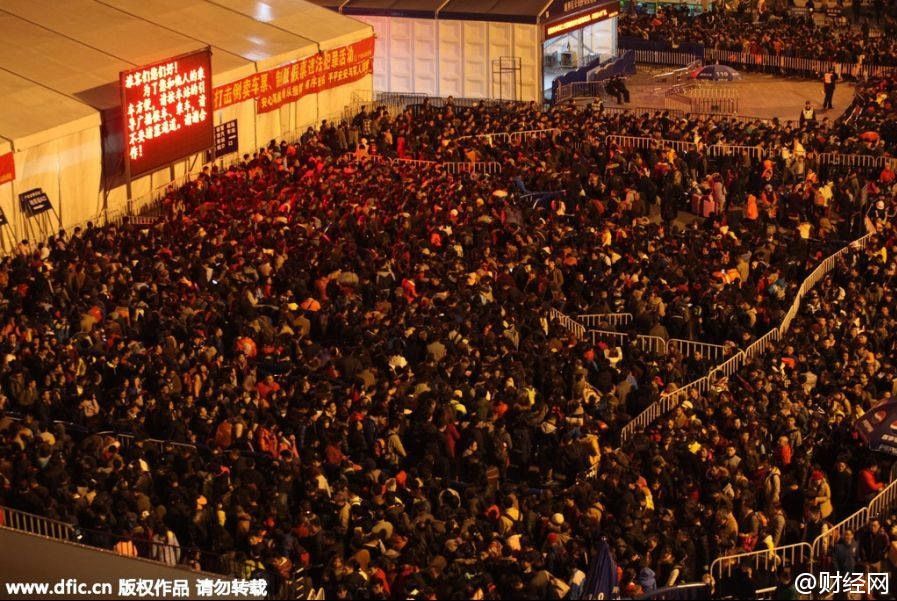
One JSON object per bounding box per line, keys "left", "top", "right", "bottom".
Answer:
{"left": 121, "top": 49, "right": 214, "bottom": 176}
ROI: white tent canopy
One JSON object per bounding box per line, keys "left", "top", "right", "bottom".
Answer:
{"left": 0, "top": 0, "right": 372, "bottom": 243}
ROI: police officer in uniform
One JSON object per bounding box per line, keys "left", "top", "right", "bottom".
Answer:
{"left": 799, "top": 101, "right": 817, "bottom": 128}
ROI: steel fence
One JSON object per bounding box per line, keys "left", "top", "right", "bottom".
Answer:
{"left": 577, "top": 313, "right": 633, "bottom": 329}
{"left": 623, "top": 42, "right": 897, "bottom": 80}
{"left": 456, "top": 128, "right": 562, "bottom": 144}
{"left": 868, "top": 477, "right": 897, "bottom": 520}
{"left": 556, "top": 81, "right": 608, "bottom": 103}
{"left": 707, "top": 143, "right": 766, "bottom": 161}
{"left": 588, "top": 328, "right": 629, "bottom": 348}
{"left": 549, "top": 307, "right": 586, "bottom": 340}
{"left": 442, "top": 161, "right": 503, "bottom": 175}
{"left": 666, "top": 339, "right": 731, "bottom": 363}
{"left": 811, "top": 507, "right": 870, "bottom": 568}
{"left": 2, "top": 506, "right": 74, "bottom": 541}
{"left": 817, "top": 152, "right": 892, "bottom": 171}
{"left": 637, "top": 335, "right": 669, "bottom": 356}
{"left": 744, "top": 329, "right": 780, "bottom": 362}
{"left": 627, "top": 48, "right": 701, "bottom": 67}
{"left": 605, "top": 134, "right": 697, "bottom": 154}
{"left": 711, "top": 543, "right": 812, "bottom": 583}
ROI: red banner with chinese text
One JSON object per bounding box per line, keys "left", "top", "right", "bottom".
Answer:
{"left": 212, "top": 36, "right": 375, "bottom": 114}
{"left": 0, "top": 152, "right": 14, "bottom": 185}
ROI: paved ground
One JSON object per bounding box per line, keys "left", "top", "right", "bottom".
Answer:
{"left": 611, "top": 68, "right": 855, "bottom": 122}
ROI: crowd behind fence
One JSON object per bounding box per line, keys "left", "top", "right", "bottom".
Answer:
{"left": 551, "top": 232, "right": 887, "bottom": 594}
{"left": 577, "top": 312, "right": 633, "bottom": 329}
{"left": 605, "top": 134, "right": 897, "bottom": 170}
{"left": 619, "top": 38, "right": 897, "bottom": 80}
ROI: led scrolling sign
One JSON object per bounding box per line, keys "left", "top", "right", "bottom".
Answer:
{"left": 120, "top": 49, "right": 214, "bottom": 177}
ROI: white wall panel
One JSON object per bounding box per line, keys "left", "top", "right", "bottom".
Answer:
{"left": 388, "top": 18, "right": 414, "bottom": 93}
{"left": 487, "top": 22, "right": 513, "bottom": 99}
{"left": 513, "top": 24, "right": 541, "bottom": 102}
{"left": 412, "top": 20, "right": 438, "bottom": 96}
{"left": 462, "top": 21, "right": 488, "bottom": 98}
{"left": 437, "top": 20, "right": 463, "bottom": 98}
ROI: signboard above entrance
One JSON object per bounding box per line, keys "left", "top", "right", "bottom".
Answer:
{"left": 543, "top": 0, "right": 620, "bottom": 38}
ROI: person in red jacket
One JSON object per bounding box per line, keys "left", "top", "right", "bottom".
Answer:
{"left": 858, "top": 463, "right": 886, "bottom": 502}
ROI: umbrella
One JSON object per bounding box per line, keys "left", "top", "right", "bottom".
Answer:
{"left": 856, "top": 400, "right": 897, "bottom": 456}
{"left": 583, "top": 538, "right": 618, "bottom": 600}
{"left": 690, "top": 64, "right": 741, "bottom": 81}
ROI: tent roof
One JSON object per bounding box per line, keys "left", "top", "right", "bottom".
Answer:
{"left": 0, "top": 0, "right": 365, "bottom": 150}
{"left": 0, "top": 69, "right": 100, "bottom": 151}
{"left": 101, "top": 0, "right": 319, "bottom": 70}
{"left": 307, "top": 0, "right": 553, "bottom": 23}
{"left": 209, "top": 0, "right": 373, "bottom": 50}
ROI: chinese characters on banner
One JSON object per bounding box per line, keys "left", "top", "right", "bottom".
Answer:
{"left": 120, "top": 49, "right": 214, "bottom": 177}
{"left": 0, "top": 152, "right": 14, "bottom": 185}
{"left": 212, "top": 37, "right": 375, "bottom": 114}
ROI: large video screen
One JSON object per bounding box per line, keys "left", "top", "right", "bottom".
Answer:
{"left": 120, "top": 49, "right": 214, "bottom": 177}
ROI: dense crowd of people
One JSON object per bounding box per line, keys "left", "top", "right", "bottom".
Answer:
{"left": 619, "top": 5, "right": 897, "bottom": 66}
{"left": 0, "top": 93, "right": 895, "bottom": 599}
{"left": 840, "top": 72, "right": 897, "bottom": 153}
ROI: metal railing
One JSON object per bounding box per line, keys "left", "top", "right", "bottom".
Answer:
{"left": 605, "top": 134, "right": 698, "bottom": 154}
{"left": 744, "top": 328, "right": 780, "bottom": 361}
{"left": 442, "top": 161, "right": 503, "bottom": 175}
{"left": 588, "top": 328, "right": 629, "bottom": 348}
{"left": 810, "top": 507, "right": 870, "bottom": 570}
{"left": 556, "top": 81, "right": 608, "bottom": 103}
{"left": 2, "top": 506, "right": 75, "bottom": 541}
{"left": 0, "top": 504, "right": 243, "bottom": 577}
{"left": 622, "top": 42, "right": 897, "bottom": 80}
{"left": 817, "top": 152, "right": 895, "bottom": 171}
{"left": 869, "top": 479, "right": 897, "bottom": 520}
{"left": 711, "top": 542, "right": 812, "bottom": 583}
{"left": 653, "top": 59, "right": 702, "bottom": 81}
{"left": 456, "top": 128, "right": 562, "bottom": 144}
{"left": 666, "top": 338, "right": 732, "bottom": 363}
{"left": 707, "top": 143, "right": 765, "bottom": 160}
{"left": 577, "top": 312, "right": 633, "bottom": 329}
{"left": 548, "top": 307, "right": 586, "bottom": 340}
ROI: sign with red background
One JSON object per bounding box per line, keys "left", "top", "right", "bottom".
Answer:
{"left": 0, "top": 152, "right": 14, "bottom": 186}
{"left": 212, "top": 36, "right": 375, "bottom": 114}
{"left": 120, "top": 49, "right": 214, "bottom": 177}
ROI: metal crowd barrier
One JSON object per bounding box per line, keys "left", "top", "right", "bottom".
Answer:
{"left": 1, "top": 506, "right": 75, "bottom": 541}
{"left": 577, "top": 313, "right": 633, "bottom": 329}
{"left": 817, "top": 152, "right": 893, "bottom": 171}
{"left": 589, "top": 328, "right": 629, "bottom": 348}
{"left": 624, "top": 43, "right": 897, "bottom": 79}
{"left": 442, "top": 161, "right": 503, "bottom": 175}
{"left": 556, "top": 80, "right": 608, "bottom": 103}
{"left": 743, "top": 328, "right": 780, "bottom": 362}
{"left": 653, "top": 59, "right": 703, "bottom": 82}
{"left": 627, "top": 48, "right": 702, "bottom": 67}
{"left": 667, "top": 339, "right": 731, "bottom": 363}
{"left": 456, "top": 128, "right": 562, "bottom": 144}
{"left": 548, "top": 307, "right": 586, "bottom": 340}
{"left": 386, "top": 157, "right": 440, "bottom": 169}
{"left": 707, "top": 143, "right": 764, "bottom": 160}
{"left": 810, "top": 507, "right": 870, "bottom": 569}
{"left": 868, "top": 477, "right": 897, "bottom": 520}
{"left": 711, "top": 543, "right": 812, "bottom": 583}
{"left": 605, "top": 134, "right": 697, "bottom": 154}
